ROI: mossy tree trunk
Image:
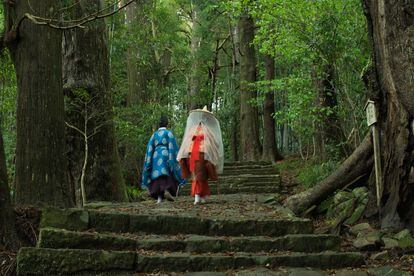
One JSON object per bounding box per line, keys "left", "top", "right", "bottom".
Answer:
{"left": 63, "top": 0, "right": 127, "bottom": 203}
{"left": 363, "top": 0, "right": 414, "bottom": 229}
{"left": 238, "top": 13, "right": 261, "bottom": 161}
{"left": 10, "top": 0, "right": 72, "bottom": 207}
{"left": 0, "top": 124, "right": 19, "bottom": 251}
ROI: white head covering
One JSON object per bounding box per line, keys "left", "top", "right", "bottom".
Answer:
{"left": 177, "top": 107, "right": 224, "bottom": 174}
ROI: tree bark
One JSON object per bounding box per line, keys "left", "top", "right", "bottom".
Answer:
{"left": 238, "top": 13, "right": 261, "bottom": 161}
{"left": 126, "top": 0, "right": 152, "bottom": 106}
{"left": 285, "top": 134, "right": 373, "bottom": 215}
{"left": 0, "top": 124, "right": 19, "bottom": 251}
{"left": 262, "top": 55, "right": 283, "bottom": 163}
{"left": 63, "top": 0, "right": 128, "bottom": 203}
{"left": 123, "top": 0, "right": 152, "bottom": 187}
{"left": 11, "top": 1, "right": 72, "bottom": 207}
{"left": 188, "top": 2, "right": 203, "bottom": 110}
{"left": 363, "top": 0, "right": 414, "bottom": 229}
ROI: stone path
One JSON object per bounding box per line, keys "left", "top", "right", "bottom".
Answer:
{"left": 16, "top": 162, "right": 395, "bottom": 275}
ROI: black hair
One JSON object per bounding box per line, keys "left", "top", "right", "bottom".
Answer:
{"left": 159, "top": 114, "right": 169, "bottom": 128}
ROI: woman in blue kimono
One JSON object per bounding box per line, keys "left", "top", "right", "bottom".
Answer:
{"left": 141, "top": 115, "right": 186, "bottom": 203}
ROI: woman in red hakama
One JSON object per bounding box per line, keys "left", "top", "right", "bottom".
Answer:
{"left": 177, "top": 107, "right": 223, "bottom": 205}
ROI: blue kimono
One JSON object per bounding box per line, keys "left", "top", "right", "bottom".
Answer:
{"left": 141, "top": 127, "right": 186, "bottom": 189}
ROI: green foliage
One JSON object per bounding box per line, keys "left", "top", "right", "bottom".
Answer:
{"left": 0, "top": 51, "right": 17, "bottom": 181}
{"left": 298, "top": 160, "right": 339, "bottom": 189}
{"left": 126, "top": 185, "right": 147, "bottom": 202}
{"left": 252, "top": 0, "right": 370, "bottom": 156}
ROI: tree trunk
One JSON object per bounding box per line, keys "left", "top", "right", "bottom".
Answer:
{"left": 10, "top": 1, "right": 72, "bottom": 207}
{"left": 126, "top": 0, "right": 152, "bottom": 106}
{"left": 124, "top": 0, "right": 152, "bottom": 187}
{"left": 285, "top": 135, "right": 373, "bottom": 215}
{"left": 63, "top": 0, "right": 127, "bottom": 203}
{"left": 188, "top": 3, "right": 203, "bottom": 110}
{"left": 262, "top": 54, "right": 283, "bottom": 162}
{"left": 363, "top": 0, "right": 414, "bottom": 229}
{"left": 238, "top": 14, "right": 261, "bottom": 161}
{"left": 0, "top": 124, "right": 19, "bottom": 251}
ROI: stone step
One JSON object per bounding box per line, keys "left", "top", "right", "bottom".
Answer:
{"left": 222, "top": 169, "right": 279, "bottom": 176}
{"left": 41, "top": 208, "right": 313, "bottom": 237}
{"left": 206, "top": 175, "right": 281, "bottom": 185}
{"left": 179, "top": 185, "right": 281, "bottom": 195}
{"left": 39, "top": 228, "right": 340, "bottom": 253}
{"left": 224, "top": 161, "right": 272, "bottom": 167}
{"left": 17, "top": 248, "right": 365, "bottom": 275}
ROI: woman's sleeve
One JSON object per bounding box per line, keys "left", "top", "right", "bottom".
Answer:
{"left": 168, "top": 131, "right": 186, "bottom": 185}
{"left": 141, "top": 134, "right": 155, "bottom": 189}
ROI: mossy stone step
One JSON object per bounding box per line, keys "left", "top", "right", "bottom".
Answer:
{"left": 224, "top": 161, "right": 272, "bottom": 167}
{"left": 89, "top": 211, "right": 312, "bottom": 237}
{"left": 41, "top": 208, "right": 313, "bottom": 236}
{"left": 17, "top": 248, "right": 365, "bottom": 275}
{"left": 39, "top": 228, "right": 340, "bottom": 253}
{"left": 180, "top": 186, "right": 281, "bottom": 195}
{"left": 222, "top": 168, "right": 279, "bottom": 175}
{"left": 17, "top": 247, "right": 136, "bottom": 275}
{"left": 136, "top": 252, "right": 365, "bottom": 272}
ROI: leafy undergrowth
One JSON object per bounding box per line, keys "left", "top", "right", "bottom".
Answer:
{"left": 276, "top": 156, "right": 339, "bottom": 190}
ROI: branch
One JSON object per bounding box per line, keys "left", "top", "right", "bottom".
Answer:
{"left": 65, "top": 122, "right": 85, "bottom": 136}
{"left": 15, "top": 0, "right": 136, "bottom": 31}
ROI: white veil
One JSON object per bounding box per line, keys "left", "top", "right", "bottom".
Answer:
{"left": 177, "top": 108, "right": 224, "bottom": 174}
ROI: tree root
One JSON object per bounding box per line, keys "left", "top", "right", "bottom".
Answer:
{"left": 284, "top": 134, "right": 374, "bottom": 215}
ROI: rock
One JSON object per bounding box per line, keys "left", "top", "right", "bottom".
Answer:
{"left": 334, "top": 191, "right": 354, "bottom": 205}
{"left": 349, "top": 223, "right": 373, "bottom": 236}
{"left": 394, "top": 229, "right": 414, "bottom": 249}
{"left": 344, "top": 204, "right": 366, "bottom": 225}
{"left": 368, "top": 266, "right": 412, "bottom": 276}
{"left": 353, "top": 231, "right": 382, "bottom": 251}
{"left": 335, "top": 269, "right": 368, "bottom": 276}
{"left": 381, "top": 237, "right": 399, "bottom": 249}
{"left": 285, "top": 268, "right": 326, "bottom": 276}
{"left": 370, "top": 250, "right": 389, "bottom": 261}
{"left": 40, "top": 207, "right": 89, "bottom": 231}
{"left": 17, "top": 247, "right": 136, "bottom": 274}
{"left": 264, "top": 194, "right": 281, "bottom": 204}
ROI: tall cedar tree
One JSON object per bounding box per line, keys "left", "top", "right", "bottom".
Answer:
{"left": 238, "top": 13, "right": 261, "bottom": 161}
{"left": 63, "top": 0, "right": 127, "bottom": 203}
{"left": 10, "top": 0, "right": 72, "bottom": 207}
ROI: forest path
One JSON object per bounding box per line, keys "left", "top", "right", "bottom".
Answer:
{"left": 15, "top": 162, "right": 372, "bottom": 275}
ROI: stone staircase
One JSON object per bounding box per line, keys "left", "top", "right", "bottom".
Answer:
{"left": 16, "top": 162, "right": 365, "bottom": 275}
{"left": 180, "top": 162, "right": 281, "bottom": 195}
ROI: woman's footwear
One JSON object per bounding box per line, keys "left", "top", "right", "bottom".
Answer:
{"left": 194, "top": 194, "right": 201, "bottom": 205}
{"left": 157, "top": 196, "right": 162, "bottom": 204}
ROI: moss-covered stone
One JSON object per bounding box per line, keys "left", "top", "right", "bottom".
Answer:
{"left": 38, "top": 228, "right": 137, "bottom": 250}
{"left": 394, "top": 229, "right": 414, "bottom": 249}
{"left": 135, "top": 252, "right": 364, "bottom": 273}
{"left": 17, "top": 247, "right": 136, "bottom": 275}
{"left": 40, "top": 207, "right": 89, "bottom": 231}
{"left": 89, "top": 211, "right": 130, "bottom": 232}
{"left": 264, "top": 252, "right": 365, "bottom": 269}
{"left": 38, "top": 228, "right": 340, "bottom": 253}
{"left": 368, "top": 266, "right": 412, "bottom": 276}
